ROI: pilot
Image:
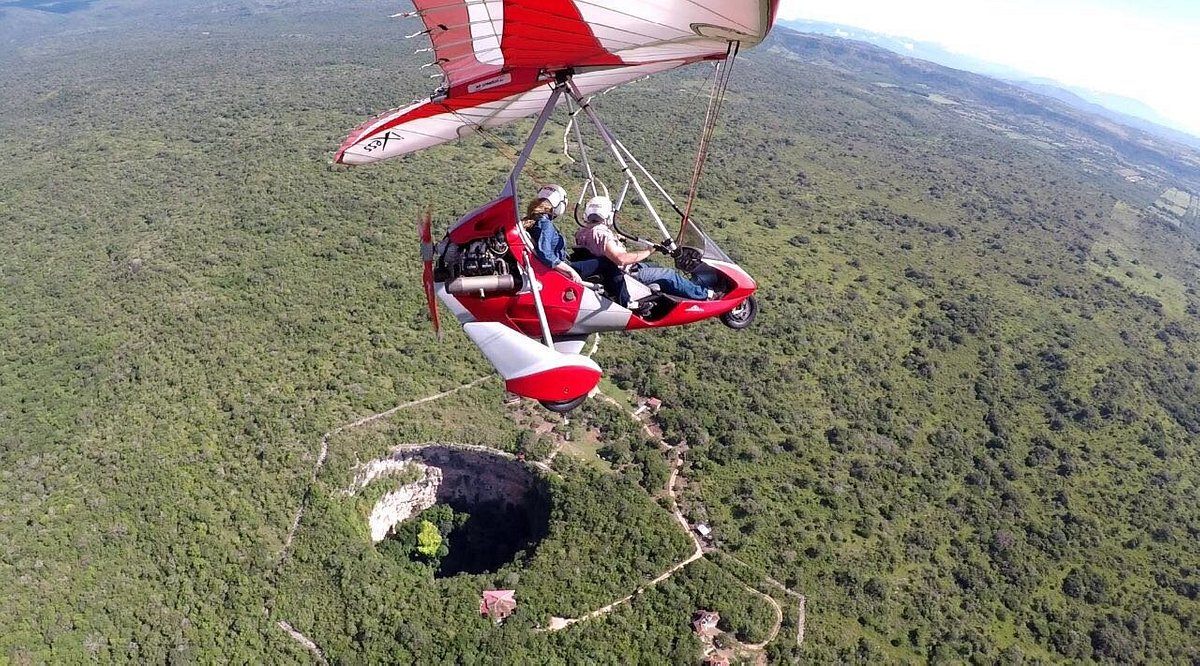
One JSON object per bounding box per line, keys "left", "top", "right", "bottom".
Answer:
{"left": 574, "top": 195, "right": 716, "bottom": 307}
{"left": 521, "top": 184, "right": 607, "bottom": 283}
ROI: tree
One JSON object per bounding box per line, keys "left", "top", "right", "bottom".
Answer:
{"left": 416, "top": 520, "right": 443, "bottom": 559}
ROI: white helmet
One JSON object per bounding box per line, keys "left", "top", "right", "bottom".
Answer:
{"left": 536, "top": 184, "right": 568, "bottom": 218}
{"left": 584, "top": 195, "right": 614, "bottom": 224}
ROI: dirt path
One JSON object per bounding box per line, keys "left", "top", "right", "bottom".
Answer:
{"left": 544, "top": 396, "right": 703, "bottom": 631}
{"left": 555, "top": 390, "right": 804, "bottom": 658}
{"left": 797, "top": 594, "right": 807, "bottom": 646}
{"left": 271, "top": 376, "right": 491, "bottom": 657}
{"left": 666, "top": 460, "right": 704, "bottom": 556}
{"left": 757, "top": 574, "right": 807, "bottom": 646}
{"left": 278, "top": 621, "right": 328, "bottom": 665}
{"left": 734, "top": 579, "right": 783, "bottom": 650}
{"left": 278, "top": 377, "right": 490, "bottom": 556}
{"left": 270, "top": 363, "right": 806, "bottom": 657}
{"left": 547, "top": 538, "right": 704, "bottom": 631}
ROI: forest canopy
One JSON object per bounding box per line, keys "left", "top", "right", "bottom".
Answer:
{"left": 1, "top": 1, "right": 1198, "bottom": 663}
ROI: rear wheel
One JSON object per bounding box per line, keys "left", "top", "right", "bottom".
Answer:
{"left": 539, "top": 395, "right": 588, "bottom": 413}
{"left": 720, "top": 296, "right": 758, "bottom": 330}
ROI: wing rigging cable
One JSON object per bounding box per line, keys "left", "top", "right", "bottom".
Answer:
{"left": 681, "top": 40, "right": 739, "bottom": 234}
{"left": 444, "top": 103, "right": 560, "bottom": 187}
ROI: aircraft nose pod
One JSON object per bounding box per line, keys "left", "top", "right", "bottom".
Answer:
{"left": 463, "top": 322, "right": 601, "bottom": 402}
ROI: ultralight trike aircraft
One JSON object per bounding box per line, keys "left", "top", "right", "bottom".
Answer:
{"left": 334, "top": 0, "right": 780, "bottom": 412}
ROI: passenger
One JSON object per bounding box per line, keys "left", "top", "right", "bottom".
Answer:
{"left": 521, "top": 184, "right": 607, "bottom": 283}
{"left": 574, "top": 195, "right": 715, "bottom": 307}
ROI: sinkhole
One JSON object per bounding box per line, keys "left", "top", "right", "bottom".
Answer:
{"left": 356, "top": 446, "right": 551, "bottom": 578}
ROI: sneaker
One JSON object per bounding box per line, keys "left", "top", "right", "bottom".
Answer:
{"left": 705, "top": 289, "right": 717, "bottom": 300}
{"left": 628, "top": 300, "right": 655, "bottom": 318}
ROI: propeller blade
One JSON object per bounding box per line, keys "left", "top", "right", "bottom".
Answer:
{"left": 419, "top": 211, "right": 442, "bottom": 340}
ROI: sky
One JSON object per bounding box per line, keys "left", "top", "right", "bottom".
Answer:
{"left": 776, "top": 0, "right": 1200, "bottom": 138}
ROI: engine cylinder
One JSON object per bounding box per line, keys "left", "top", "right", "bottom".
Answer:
{"left": 445, "top": 274, "right": 516, "bottom": 294}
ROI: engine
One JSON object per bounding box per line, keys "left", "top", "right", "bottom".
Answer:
{"left": 436, "top": 232, "right": 519, "bottom": 294}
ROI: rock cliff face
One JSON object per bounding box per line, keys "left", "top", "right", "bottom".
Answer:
{"left": 401, "top": 446, "right": 538, "bottom": 507}
{"left": 344, "top": 445, "right": 547, "bottom": 546}
{"left": 366, "top": 464, "right": 442, "bottom": 543}
{"left": 344, "top": 457, "right": 421, "bottom": 493}
{"left": 343, "top": 459, "right": 444, "bottom": 543}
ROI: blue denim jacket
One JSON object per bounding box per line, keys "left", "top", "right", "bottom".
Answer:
{"left": 530, "top": 214, "right": 567, "bottom": 268}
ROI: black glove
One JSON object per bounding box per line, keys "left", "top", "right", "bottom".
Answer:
{"left": 674, "top": 247, "right": 702, "bottom": 272}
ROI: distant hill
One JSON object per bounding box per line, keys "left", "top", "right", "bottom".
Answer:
{"left": 1009, "top": 78, "right": 1200, "bottom": 151}
{"left": 782, "top": 19, "right": 1200, "bottom": 151}
{"left": 782, "top": 18, "right": 1027, "bottom": 79}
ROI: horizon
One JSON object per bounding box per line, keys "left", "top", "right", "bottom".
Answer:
{"left": 777, "top": 0, "right": 1200, "bottom": 139}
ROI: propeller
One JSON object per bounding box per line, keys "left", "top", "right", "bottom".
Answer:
{"left": 419, "top": 211, "right": 442, "bottom": 340}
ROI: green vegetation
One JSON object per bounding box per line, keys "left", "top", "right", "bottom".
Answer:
{"left": 416, "top": 520, "right": 442, "bottom": 558}
{"left": 275, "top": 431, "right": 693, "bottom": 661}
{"left": 1, "top": 2, "right": 1198, "bottom": 663}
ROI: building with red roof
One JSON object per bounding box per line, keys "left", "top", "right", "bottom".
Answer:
{"left": 479, "top": 589, "right": 517, "bottom": 622}
{"left": 692, "top": 609, "right": 720, "bottom": 636}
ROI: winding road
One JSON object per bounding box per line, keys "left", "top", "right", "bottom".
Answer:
{"left": 270, "top": 376, "right": 490, "bottom": 658}
{"left": 544, "top": 391, "right": 794, "bottom": 660}
{"left": 272, "top": 355, "right": 806, "bottom": 659}
{"left": 545, "top": 455, "right": 705, "bottom": 630}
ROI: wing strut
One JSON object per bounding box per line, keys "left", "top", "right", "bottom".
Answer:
{"left": 503, "top": 82, "right": 566, "bottom": 349}
{"left": 503, "top": 83, "right": 565, "bottom": 198}
{"left": 565, "top": 79, "right": 675, "bottom": 244}
{"left": 521, "top": 249, "right": 555, "bottom": 348}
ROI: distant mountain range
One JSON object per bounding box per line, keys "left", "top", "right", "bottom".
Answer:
{"left": 782, "top": 19, "right": 1200, "bottom": 151}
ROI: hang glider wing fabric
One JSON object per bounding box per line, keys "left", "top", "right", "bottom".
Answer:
{"left": 335, "top": 0, "right": 779, "bottom": 165}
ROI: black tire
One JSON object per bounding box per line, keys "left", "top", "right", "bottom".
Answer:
{"left": 540, "top": 394, "right": 588, "bottom": 413}
{"left": 720, "top": 296, "right": 758, "bottom": 330}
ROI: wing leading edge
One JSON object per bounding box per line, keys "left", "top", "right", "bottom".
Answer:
{"left": 335, "top": 0, "right": 780, "bottom": 165}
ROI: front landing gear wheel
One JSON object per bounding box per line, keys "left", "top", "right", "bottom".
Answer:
{"left": 720, "top": 296, "right": 758, "bottom": 330}
{"left": 540, "top": 395, "right": 588, "bottom": 413}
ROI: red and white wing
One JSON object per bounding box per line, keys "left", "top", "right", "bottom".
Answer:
{"left": 335, "top": 0, "right": 780, "bottom": 165}
{"left": 335, "top": 62, "right": 680, "bottom": 165}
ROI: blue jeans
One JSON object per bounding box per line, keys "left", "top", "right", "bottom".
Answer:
{"left": 622, "top": 262, "right": 708, "bottom": 303}
{"left": 568, "top": 257, "right": 616, "bottom": 284}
